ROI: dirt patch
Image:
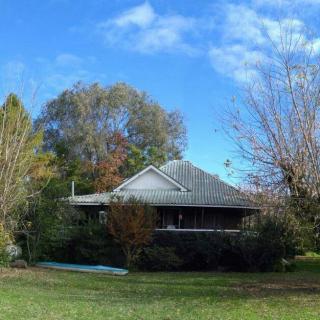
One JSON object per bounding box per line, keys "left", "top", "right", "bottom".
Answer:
{"left": 233, "top": 280, "right": 320, "bottom": 297}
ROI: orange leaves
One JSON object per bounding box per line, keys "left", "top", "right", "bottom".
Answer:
{"left": 91, "top": 133, "right": 128, "bottom": 192}
{"left": 107, "top": 197, "right": 157, "bottom": 267}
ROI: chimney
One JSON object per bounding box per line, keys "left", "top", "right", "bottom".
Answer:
{"left": 71, "top": 181, "right": 75, "bottom": 197}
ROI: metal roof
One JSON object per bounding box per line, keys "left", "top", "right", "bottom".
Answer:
{"left": 69, "top": 160, "right": 255, "bottom": 208}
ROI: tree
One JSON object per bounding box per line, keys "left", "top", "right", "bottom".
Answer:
{"left": 88, "top": 132, "right": 128, "bottom": 192}
{"left": 0, "top": 94, "right": 43, "bottom": 232}
{"left": 36, "top": 82, "right": 187, "bottom": 187}
{"left": 21, "top": 189, "right": 79, "bottom": 264}
{"left": 107, "top": 197, "right": 157, "bottom": 267}
{"left": 222, "top": 23, "right": 320, "bottom": 245}
{"left": 223, "top": 25, "right": 320, "bottom": 200}
{"left": 121, "top": 144, "right": 167, "bottom": 177}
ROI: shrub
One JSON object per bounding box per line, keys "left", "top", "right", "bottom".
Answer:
{"left": 305, "top": 251, "right": 320, "bottom": 257}
{"left": 136, "top": 217, "right": 302, "bottom": 272}
{"left": 140, "top": 231, "right": 232, "bottom": 271}
{"left": 63, "top": 222, "right": 125, "bottom": 267}
{"left": 34, "top": 221, "right": 125, "bottom": 267}
{"left": 107, "top": 196, "right": 157, "bottom": 267}
{"left": 227, "top": 231, "right": 285, "bottom": 272}
{"left": 0, "top": 224, "right": 12, "bottom": 267}
{"left": 137, "top": 246, "right": 183, "bottom": 271}
{"left": 19, "top": 201, "right": 126, "bottom": 267}
{"left": 258, "top": 214, "right": 303, "bottom": 257}
{"left": 18, "top": 199, "right": 78, "bottom": 264}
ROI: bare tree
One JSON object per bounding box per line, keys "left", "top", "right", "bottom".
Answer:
{"left": 224, "top": 24, "right": 320, "bottom": 204}
{"left": 220, "top": 23, "right": 320, "bottom": 248}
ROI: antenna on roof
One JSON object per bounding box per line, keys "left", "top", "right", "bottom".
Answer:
{"left": 71, "top": 181, "right": 75, "bottom": 197}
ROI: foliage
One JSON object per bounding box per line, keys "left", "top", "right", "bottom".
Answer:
{"left": 60, "top": 221, "right": 124, "bottom": 267}
{"left": 230, "top": 214, "right": 302, "bottom": 271}
{"left": 230, "top": 214, "right": 303, "bottom": 271}
{"left": 21, "top": 202, "right": 77, "bottom": 264}
{"left": 36, "top": 82, "right": 187, "bottom": 191}
{"left": 139, "top": 223, "right": 301, "bottom": 272}
{"left": 258, "top": 214, "right": 304, "bottom": 258}
{"left": 145, "top": 231, "right": 231, "bottom": 271}
{"left": 0, "top": 94, "right": 43, "bottom": 232}
{"left": 305, "top": 251, "right": 320, "bottom": 257}
{"left": 18, "top": 178, "right": 80, "bottom": 264}
{"left": 284, "top": 197, "right": 320, "bottom": 252}
{"left": 0, "top": 224, "right": 12, "bottom": 267}
{"left": 88, "top": 132, "right": 128, "bottom": 192}
{"left": 121, "top": 144, "right": 167, "bottom": 177}
{"left": 107, "top": 197, "right": 157, "bottom": 267}
{"left": 227, "top": 231, "right": 283, "bottom": 272}
{"left": 137, "top": 246, "right": 183, "bottom": 271}
{"left": 20, "top": 209, "right": 125, "bottom": 266}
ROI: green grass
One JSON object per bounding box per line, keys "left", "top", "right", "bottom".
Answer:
{"left": 1, "top": 260, "right": 320, "bottom": 319}
{"left": 305, "top": 251, "right": 320, "bottom": 258}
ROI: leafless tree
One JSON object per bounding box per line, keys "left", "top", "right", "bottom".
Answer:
{"left": 220, "top": 22, "right": 320, "bottom": 247}
{"left": 224, "top": 24, "right": 320, "bottom": 205}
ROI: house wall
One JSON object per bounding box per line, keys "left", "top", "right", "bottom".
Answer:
{"left": 122, "top": 170, "right": 180, "bottom": 190}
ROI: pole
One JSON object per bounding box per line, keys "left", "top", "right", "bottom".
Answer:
{"left": 71, "top": 181, "right": 75, "bottom": 197}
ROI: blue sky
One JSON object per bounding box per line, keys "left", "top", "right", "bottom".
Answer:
{"left": 1, "top": 0, "right": 320, "bottom": 182}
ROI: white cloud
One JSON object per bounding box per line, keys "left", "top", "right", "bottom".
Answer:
{"left": 223, "top": 4, "right": 265, "bottom": 45}
{"left": 253, "top": 0, "right": 320, "bottom": 8}
{"left": 97, "top": 2, "right": 197, "bottom": 55}
{"left": 311, "top": 38, "right": 320, "bottom": 53}
{"left": 208, "top": 3, "right": 320, "bottom": 83}
{"left": 209, "top": 45, "right": 265, "bottom": 82}
{"left": 113, "top": 2, "right": 155, "bottom": 28}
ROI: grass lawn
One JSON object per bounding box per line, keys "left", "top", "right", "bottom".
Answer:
{"left": 0, "top": 260, "right": 320, "bottom": 319}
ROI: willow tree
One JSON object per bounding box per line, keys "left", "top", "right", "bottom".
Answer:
{"left": 0, "top": 94, "right": 42, "bottom": 231}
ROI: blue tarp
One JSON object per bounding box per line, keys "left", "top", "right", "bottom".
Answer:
{"left": 36, "top": 261, "right": 128, "bottom": 275}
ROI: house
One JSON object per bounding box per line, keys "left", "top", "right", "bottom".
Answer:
{"left": 69, "top": 160, "right": 257, "bottom": 231}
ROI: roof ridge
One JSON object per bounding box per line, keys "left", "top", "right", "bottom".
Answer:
{"left": 160, "top": 159, "right": 190, "bottom": 169}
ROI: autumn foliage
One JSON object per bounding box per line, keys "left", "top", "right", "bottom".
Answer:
{"left": 86, "top": 132, "right": 128, "bottom": 192}
{"left": 107, "top": 197, "right": 157, "bottom": 267}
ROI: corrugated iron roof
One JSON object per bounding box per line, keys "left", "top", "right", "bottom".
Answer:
{"left": 69, "top": 160, "right": 255, "bottom": 208}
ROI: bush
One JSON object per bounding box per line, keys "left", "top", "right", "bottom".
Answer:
{"left": 19, "top": 200, "right": 126, "bottom": 267}
{"left": 18, "top": 199, "right": 78, "bottom": 264}
{"left": 258, "top": 214, "right": 303, "bottom": 258}
{"left": 305, "top": 251, "right": 320, "bottom": 257}
{"left": 137, "top": 246, "right": 183, "bottom": 271}
{"left": 107, "top": 197, "right": 157, "bottom": 267}
{"left": 63, "top": 222, "right": 125, "bottom": 267}
{"left": 148, "top": 231, "right": 230, "bottom": 271}
{"left": 136, "top": 216, "right": 302, "bottom": 272}
{"left": 0, "top": 224, "right": 12, "bottom": 267}
{"left": 228, "top": 231, "right": 284, "bottom": 272}
{"left": 35, "top": 221, "right": 125, "bottom": 267}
